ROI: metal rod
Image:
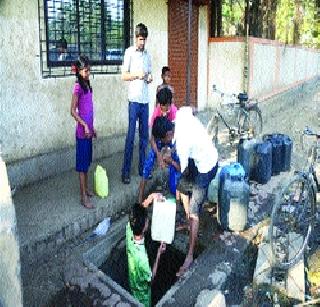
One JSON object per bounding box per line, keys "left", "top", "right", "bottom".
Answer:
{"left": 185, "top": 0, "right": 192, "bottom": 106}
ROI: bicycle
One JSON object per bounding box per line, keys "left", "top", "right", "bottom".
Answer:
{"left": 269, "top": 127, "right": 320, "bottom": 269}
{"left": 206, "top": 85, "right": 263, "bottom": 147}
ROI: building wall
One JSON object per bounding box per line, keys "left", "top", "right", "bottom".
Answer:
{"left": 0, "top": 0, "right": 168, "bottom": 164}
{"left": 197, "top": 5, "right": 208, "bottom": 111}
{"left": 249, "top": 38, "right": 320, "bottom": 99}
{"left": 207, "top": 39, "right": 245, "bottom": 108}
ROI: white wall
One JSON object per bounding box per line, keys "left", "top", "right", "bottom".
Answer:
{"left": 249, "top": 40, "right": 320, "bottom": 98}
{"left": 207, "top": 41, "right": 244, "bottom": 108}
{"left": 0, "top": 0, "right": 168, "bottom": 163}
{"left": 197, "top": 5, "right": 208, "bottom": 111}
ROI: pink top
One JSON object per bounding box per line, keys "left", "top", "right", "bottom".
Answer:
{"left": 149, "top": 103, "right": 177, "bottom": 127}
{"left": 73, "top": 82, "right": 94, "bottom": 139}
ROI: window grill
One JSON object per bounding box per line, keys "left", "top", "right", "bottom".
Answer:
{"left": 38, "top": 0, "right": 132, "bottom": 78}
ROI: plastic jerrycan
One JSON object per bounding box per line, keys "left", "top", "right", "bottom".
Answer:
{"left": 218, "top": 163, "right": 248, "bottom": 231}
{"left": 208, "top": 161, "right": 228, "bottom": 204}
{"left": 238, "top": 137, "right": 258, "bottom": 180}
{"left": 265, "top": 135, "right": 282, "bottom": 176}
{"left": 255, "top": 141, "right": 272, "bottom": 184}
{"left": 151, "top": 197, "right": 176, "bottom": 244}
{"left": 280, "top": 134, "right": 293, "bottom": 172}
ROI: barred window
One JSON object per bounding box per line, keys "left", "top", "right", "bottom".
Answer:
{"left": 39, "top": 0, "right": 131, "bottom": 77}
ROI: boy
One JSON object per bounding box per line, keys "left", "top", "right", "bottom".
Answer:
{"left": 126, "top": 202, "right": 165, "bottom": 307}
{"left": 174, "top": 106, "right": 218, "bottom": 277}
{"left": 121, "top": 23, "right": 152, "bottom": 184}
{"left": 138, "top": 116, "right": 181, "bottom": 204}
{"left": 149, "top": 87, "right": 177, "bottom": 169}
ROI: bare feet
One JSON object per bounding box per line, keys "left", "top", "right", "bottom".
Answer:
{"left": 176, "top": 255, "right": 193, "bottom": 277}
{"left": 86, "top": 190, "right": 94, "bottom": 197}
{"left": 81, "top": 196, "right": 95, "bottom": 209}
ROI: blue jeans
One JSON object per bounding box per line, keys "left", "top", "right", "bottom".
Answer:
{"left": 122, "top": 101, "right": 149, "bottom": 177}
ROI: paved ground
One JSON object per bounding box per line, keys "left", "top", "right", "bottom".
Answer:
{"left": 12, "top": 79, "right": 320, "bottom": 306}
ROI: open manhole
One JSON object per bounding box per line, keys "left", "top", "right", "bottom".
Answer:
{"left": 81, "top": 214, "right": 196, "bottom": 306}
{"left": 100, "top": 230, "right": 186, "bottom": 306}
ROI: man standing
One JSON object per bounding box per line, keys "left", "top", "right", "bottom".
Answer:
{"left": 121, "top": 23, "right": 152, "bottom": 184}
{"left": 174, "top": 106, "right": 218, "bottom": 276}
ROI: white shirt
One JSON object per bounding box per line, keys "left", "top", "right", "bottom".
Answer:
{"left": 174, "top": 106, "right": 218, "bottom": 173}
{"left": 122, "top": 46, "right": 152, "bottom": 104}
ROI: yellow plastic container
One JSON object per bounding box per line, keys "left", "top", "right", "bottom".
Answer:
{"left": 94, "top": 165, "right": 108, "bottom": 198}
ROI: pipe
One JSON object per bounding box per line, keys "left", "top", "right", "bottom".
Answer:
{"left": 185, "top": 0, "right": 192, "bottom": 106}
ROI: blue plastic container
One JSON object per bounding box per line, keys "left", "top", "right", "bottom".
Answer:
{"left": 255, "top": 141, "right": 272, "bottom": 184}
{"left": 238, "top": 138, "right": 258, "bottom": 180}
{"left": 263, "top": 133, "right": 293, "bottom": 173}
{"left": 218, "top": 163, "right": 249, "bottom": 231}
{"left": 280, "top": 135, "right": 293, "bottom": 172}
{"left": 270, "top": 138, "right": 282, "bottom": 175}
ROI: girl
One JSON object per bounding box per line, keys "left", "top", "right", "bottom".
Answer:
{"left": 70, "top": 55, "right": 96, "bottom": 209}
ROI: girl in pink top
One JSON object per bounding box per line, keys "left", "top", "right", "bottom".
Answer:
{"left": 70, "top": 56, "right": 96, "bottom": 209}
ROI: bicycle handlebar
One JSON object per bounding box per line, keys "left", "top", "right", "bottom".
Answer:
{"left": 303, "top": 127, "right": 320, "bottom": 138}
{"left": 212, "top": 85, "right": 258, "bottom": 105}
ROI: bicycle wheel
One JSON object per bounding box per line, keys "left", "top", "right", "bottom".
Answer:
{"left": 240, "top": 107, "right": 263, "bottom": 137}
{"left": 269, "top": 173, "right": 316, "bottom": 269}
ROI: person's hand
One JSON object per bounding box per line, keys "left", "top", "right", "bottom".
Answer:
{"left": 146, "top": 74, "right": 153, "bottom": 84}
{"left": 163, "top": 156, "right": 173, "bottom": 166}
{"left": 142, "top": 193, "right": 163, "bottom": 208}
{"left": 93, "top": 129, "right": 97, "bottom": 139}
{"left": 84, "top": 124, "right": 90, "bottom": 138}
{"left": 136, "top": 71, "right": 145, "bottom": 80}
{"left": 158, "top": 242, "right": 166, "bottom": 255}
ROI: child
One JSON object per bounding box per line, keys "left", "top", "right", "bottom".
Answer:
{"left": 156, "top": 66, "right": 175, "bottom": 99}
{"left": 70, "top": 55, "right": 96, "bottom": 209}
{"left": 126, "top": 202, "right": 166, "bottom": 307}
{"left": 138, "top": 116, "right": 181, "bottom": 204}
{"left": 149, "top": 87, "right": 177, "bottom": 169}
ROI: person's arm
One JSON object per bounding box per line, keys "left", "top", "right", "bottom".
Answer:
{"left": 146, "top": 53, "right": 152, "bottom": 84}
{"left": 138, "top": 179, "right": 147, "bottom": 205}
{"left": 150, "top": 136, "right": 165, "bottom": 168}
{"left": 142, "top": 193, "right": 163, "bottom": 208}
{"left": 122, "top": 71, "right": 145, "bottom": 81}
{"left": 152, "top": 242, "right": 166, "bottom": 281}
{"left": 70, "top": 93, "right": 90, "bottom": 138}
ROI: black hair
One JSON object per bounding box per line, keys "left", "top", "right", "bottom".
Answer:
{"left": 156, "top": 87, "right": 172, "bottom": 106}
{"left": 129, "top": 203, "right": 148, "bottom": 236}
{"left": 57, "top": 38, "right": 67, "bottom": 49}
{"left": 135, "top": 23, "right": 148, "bottom": 38}
{"left": 152, "top": 116, "right": 173, "bottom": 140}
{"left": 74, "top": 55, "right": 92, "bottom": 94}
{"left": 161, "top": 66, "right": 170, "bottom": 75}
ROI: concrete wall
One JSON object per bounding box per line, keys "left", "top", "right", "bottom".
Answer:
{"left": 207, "top": 38, "right": 245, "bottom": 108}
{"left": 207, "top": 37, "right": 320, "bottom": 104}
{"left": 197, "top": 5, "right": 208, "bottom": 111}
{"left": 0, "top": 157, "right": 23, "bottom": 307}
{"left": 248, "top": 38, "right": 320, "bottom": 99}
{"left": 0, "top": 0, "right": 168, "bottom": 164}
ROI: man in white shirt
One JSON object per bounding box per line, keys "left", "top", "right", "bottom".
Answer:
{"left": 121, "top": 23, "right": 153, "bottom": 184}
{"left": 174, "top": 106, "right": 218, "bottom": 276}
